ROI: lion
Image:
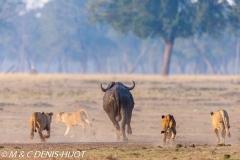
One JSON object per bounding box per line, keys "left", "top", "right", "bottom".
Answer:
{"left": 55, "top": 109, "right": 92, "bottom": 137}
{"left": 210, "top": 109, "right": 231, "bottom": 144}
{"left": 30, "top": 112, "right": 53, "bottom": 142}
{"left": 161, "top": 114, "right": 176, "bottom": 144}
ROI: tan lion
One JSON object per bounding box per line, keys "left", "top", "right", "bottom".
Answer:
{"left": 56, "top": 109, "right": 92, "bottom": 137}
{"left": 210, "top": 109, "right": 231, "bottom": 144}
{"left": 161, "top": 114, "right": 176, "bottom": 144}
{"left": 30, "top": 112, "right": 53, "bottom": 142}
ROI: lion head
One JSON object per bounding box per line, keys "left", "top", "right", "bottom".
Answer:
{"left": 55, "top": 112, "right": 64, "bottom": 123}
{"left": 42, "top": 112, "right": 53, "bottom": 123}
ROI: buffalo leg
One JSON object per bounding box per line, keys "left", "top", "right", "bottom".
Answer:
{"left": 121, "top": 112, "right": 128, "bottom": 141}
{"left": 108, "top": 114, "right": 121, "bottom": 139}
{"left": 127, "top": 111, "right": 132, "bottom": 135}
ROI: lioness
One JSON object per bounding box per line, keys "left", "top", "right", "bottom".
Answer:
{"left": 56, "top": 109, "right": 92, "bottom": 137}
{"left": 30, "top": 112, "right": 53, "bottom": 142}
{"left": 161, "top": 114, "right": 176, "bottom": 144}
{"left": 210, "top": 109, "right": 231, "bottom": 144}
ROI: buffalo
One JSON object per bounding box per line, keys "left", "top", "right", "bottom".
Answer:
{"left": 101, "top": 81, "right": 135, "bottom": 141}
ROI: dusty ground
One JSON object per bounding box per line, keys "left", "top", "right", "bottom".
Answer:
{"left": 0, "top": 74, "right": 240, "bottom": 160}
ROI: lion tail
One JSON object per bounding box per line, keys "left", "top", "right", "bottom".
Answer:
{"left": 221, "top": 109, "right": 231, "bottom": 138}
{"left": 30, "top": 112, "right": 37, "bottom": 139}
{"left": 80, "top": 109, "right": 92, "bottom": 127}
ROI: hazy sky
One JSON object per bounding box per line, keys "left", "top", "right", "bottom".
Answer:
{"left": 22, "top": 0, "right": 235, "bottom": 11}
{"left": 22, "top": 0, "right": 50, "bottom": 11}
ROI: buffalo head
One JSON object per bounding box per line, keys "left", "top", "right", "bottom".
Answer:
{"left": 100, "top": 81, "right": 135, "bottom": 92}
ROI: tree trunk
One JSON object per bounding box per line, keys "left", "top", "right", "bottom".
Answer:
{"left": 0, "top": 58, "right": 2, "bottom": 72}
{"left": 78, "top": 61, "right": 82, "bottom": 73}
{"left": 64, "top": 54, "right": 69, "bottom": 73}
{"left": 236, "top": 41, "right": 240, "bottom": 74}
{"left": 178, "top": 60, "right": 185, "bottom": 74}
{"left": 161, "top": 40, "right": 174, "bottom": 76}
{"left": 128, "top": 47, "right": 147, "bottom": 73}
{"left": 201, "top": 54, "right": 215, "bottom": 74}
{"left": 81, "top": 58, "right": 88, "bottom": 73}
{"left": 5, "top": 65, "right": 15, "bottom": 74}
{"left": 122, "top": 53, "right": 130, "bottom": 73}
{"left": 45, "top": 56, "right": 53, "bottom": 73}
{"left": 192, "top": 40, "right": 215, "bottom": 75}
{"left": 57, "top": 56, "right": 62, "bottom": 73}
{"left": 107, "top": 57, "right": 113, "bottom": 74}
{"left": 194, "top": 60, "right": 199, "bottom": 74}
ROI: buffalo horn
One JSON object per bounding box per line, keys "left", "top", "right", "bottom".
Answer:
{"left": 100, "top": 81, "right": 115, "bottom": 92}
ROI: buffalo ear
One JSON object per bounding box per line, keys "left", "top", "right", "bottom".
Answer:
{"left": 42, "top": 112, "right": 45, "bottom": 114}
{"left": 210, "top": 112, "right": 213, "bottom": 116}
{"left": 162, "top": 115, "right": 165, "bottom": 119}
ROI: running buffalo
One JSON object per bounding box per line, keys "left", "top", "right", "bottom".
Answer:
{"left": 100, "top": 81, "right": 135, "bottom": 141}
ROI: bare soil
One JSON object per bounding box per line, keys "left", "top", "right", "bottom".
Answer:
{"left": 0, "top": 74, "right": 240, "bottom": 160}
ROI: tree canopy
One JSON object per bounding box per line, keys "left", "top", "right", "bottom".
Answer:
{"left": 88, "top": 0, "right": 240, "bottom": 75}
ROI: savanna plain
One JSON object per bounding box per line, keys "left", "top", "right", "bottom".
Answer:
{"left": 0, "top": 74, "right": 240, "bottom": 160}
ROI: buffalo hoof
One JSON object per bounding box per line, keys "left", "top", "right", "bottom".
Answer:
{"left": 127, "top": 129, "right": 132, "bottom": 135}
{"left": 123, "top": 137, "right": 128, "bottom": 142}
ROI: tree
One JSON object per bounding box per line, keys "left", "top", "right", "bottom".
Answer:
{"left": 0, "top": 0, "right": 23, "bottom": 72}
{"left": 88, "top": 0, "right": 239, "bottom": 75}
{"left": 88, "top": 0, "right": 195, "bottom": 75}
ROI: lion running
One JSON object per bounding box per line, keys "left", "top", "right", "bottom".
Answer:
{"left": 161, "top": 114, "right": 176, "bottom": 144}
{"left": 56, "top": 109, "right": 92, "bottom": 137}
{"left": 30, "top": 112, "right": 53, "bottom": 142}
{"left": 210, "top": 109, "right": 231, "bottom": 144}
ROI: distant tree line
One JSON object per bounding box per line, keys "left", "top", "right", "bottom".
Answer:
{"left": 0, "top": 0, "right": 239, "bottom": 75}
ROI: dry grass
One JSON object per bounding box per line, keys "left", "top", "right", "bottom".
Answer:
{"left": 1, "top": 74, "right": 240, "bottom": 159}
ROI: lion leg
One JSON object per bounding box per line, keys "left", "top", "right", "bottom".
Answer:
{"left": 162, "top": 133, "right": 167, "bottom": 145}
{"left": 171, "top": 128, "right": 177, "bottom": 142}
{"left": 30, "top": 126, "right": 34, "bottom": 140}
{"left": 220, "top": 123, "right": 226, "bottom": 144}
{"left": 85, "top": 119, "right": 92, "bottom": 127}
{"left": 70, "top": 126, "right": 75, "bottom": 137}
{"left": 77, "top": 122, "right": 86, "bottom": 134}
{"left": 38, "top": 129, "right": 46, "bottom": 142}
{"left": 64, "top": 126, "right": 70, "bottom": 136}
{"left": 213, "top": 128, "right": 219, "bottom": 144}
{"left": 44, "top": 128, "right": 50, "bottom": 139}
{"left": 82, "top": 124, "right": 86, "bottom": 133}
